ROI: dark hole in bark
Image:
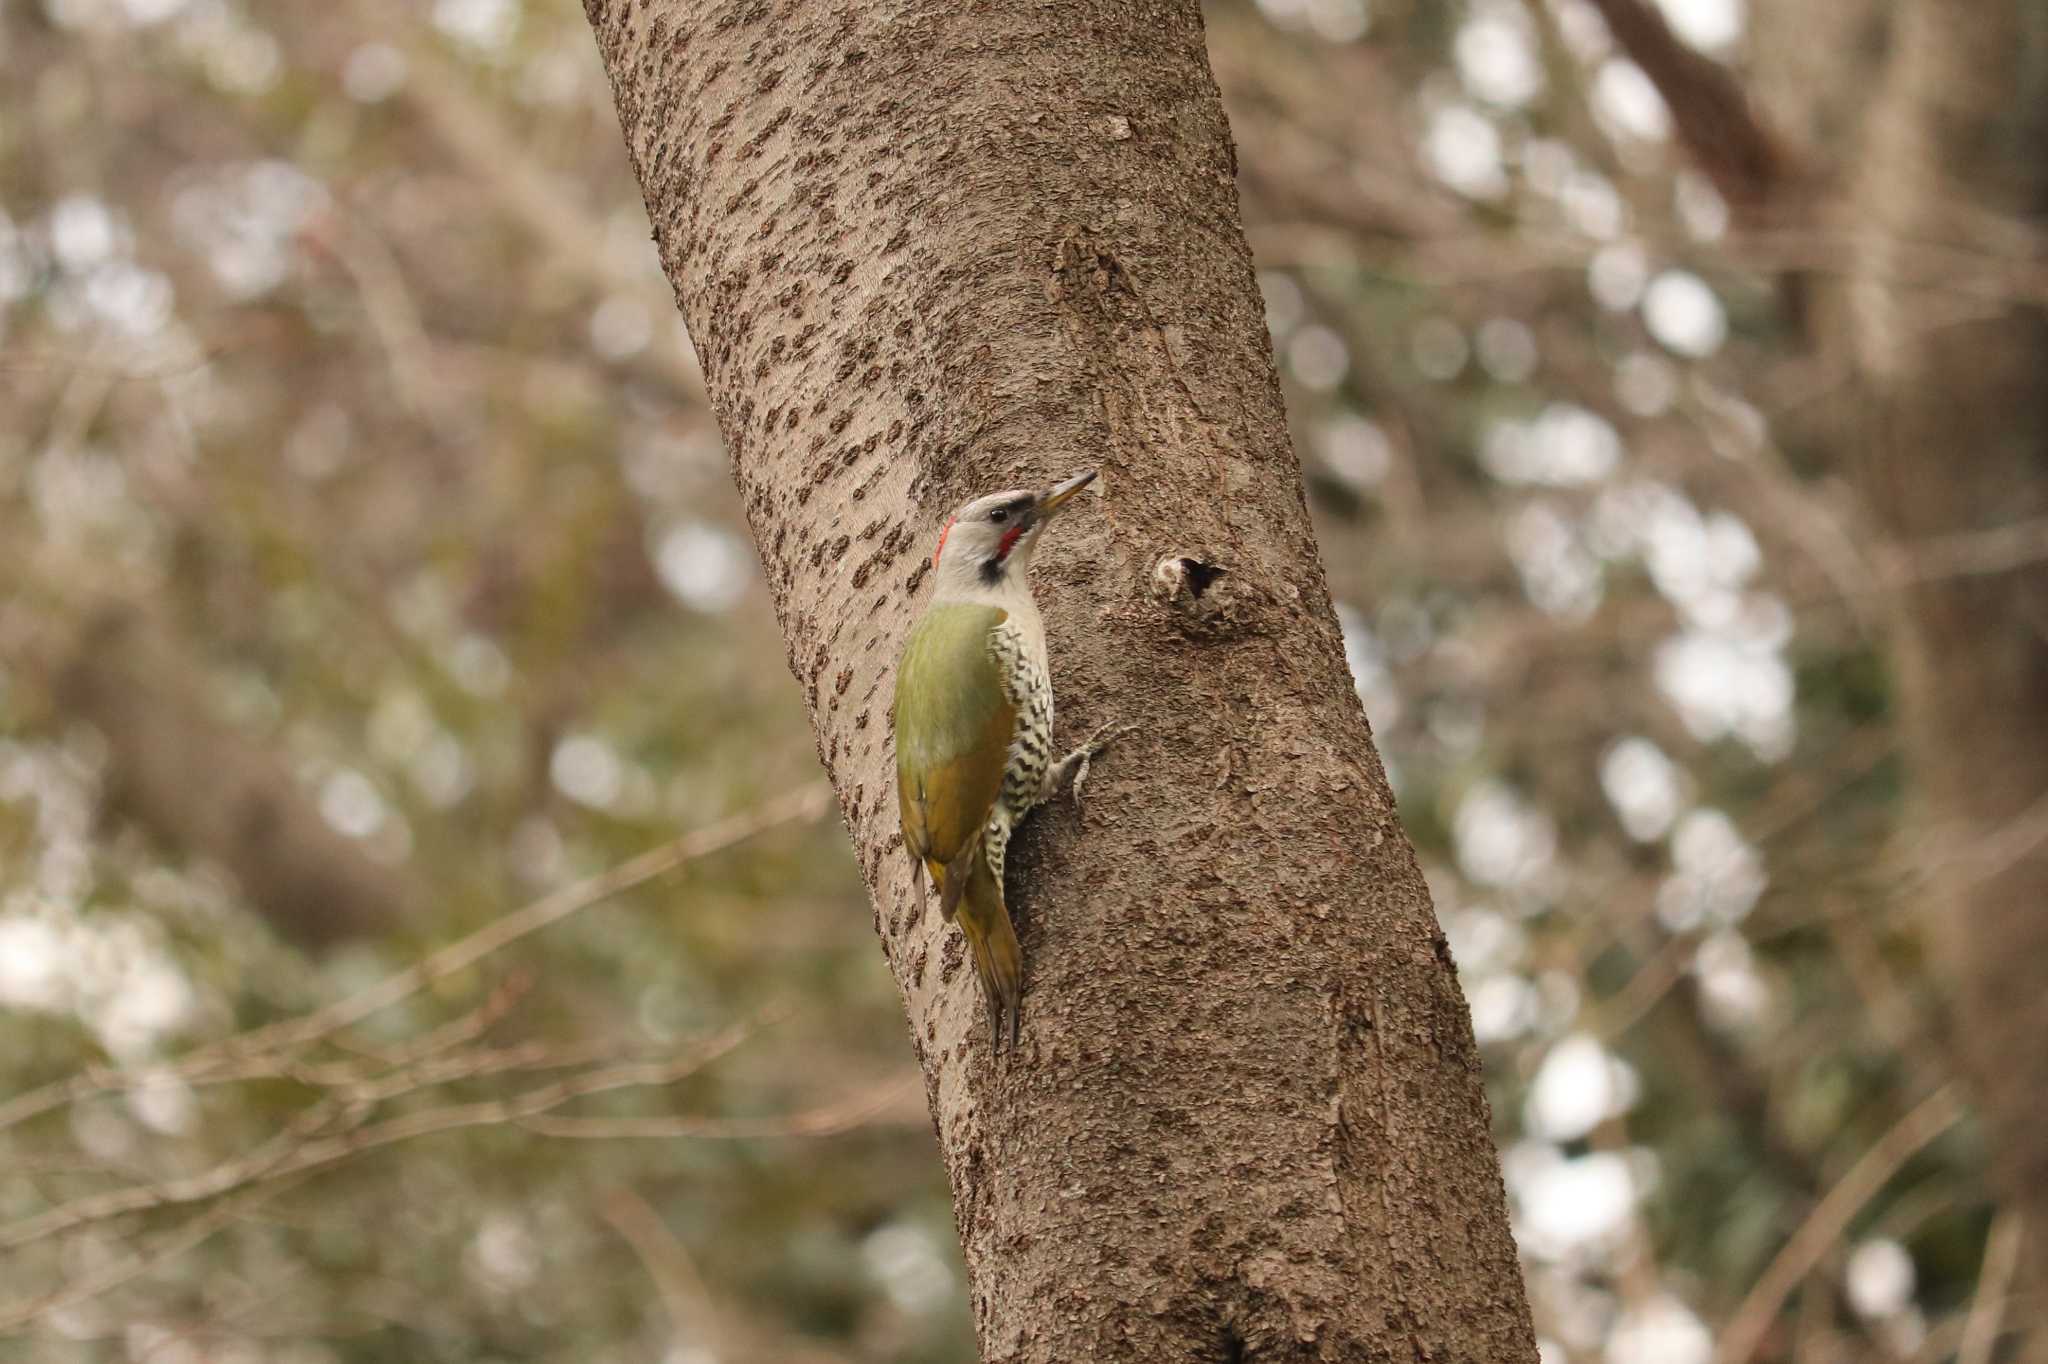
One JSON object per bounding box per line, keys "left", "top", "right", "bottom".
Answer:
{"left": 1179, "top": 557, "right": 1225, "bottom": 598}
{"left": 1220, "top": 1326, "right": 1247, "bottom": 1363}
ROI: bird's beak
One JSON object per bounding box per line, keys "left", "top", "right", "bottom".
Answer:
{"left": 1036, "top": 469, "right": 1097, "bottom": 519}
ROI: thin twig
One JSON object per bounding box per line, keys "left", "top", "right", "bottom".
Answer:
{"left": 1887, "top": 515, "right": 2048, "bottom": 585}
{"left": 0, "top": 1095, "right": 359, "bottom": 1251}
{"left": 299, "top": 207, "right": 453, "bottom": 433}
{"left": 1591, "top": 931, "right": 1695, "bottom": 1041}
{"left": 0, "top": 1025, "right": 756, "bottom": 1251}
{"left": 325, "top": 966, "right": 535, "bottom": 1068}
{"left": 1716, "top": 1086, "right": 1966, "bottom": 1364}
{"left": 343, "top": 0, "right": 703, "bottom": 395}
{"left": 0, "top": 782, "right": 832, "bottom": 1135}
{"left": 600, "top": 1186, "right": 723, "bottom": 1352}
{"left": 229, "top": 783, "right": 830, "bottom": 1055}
{"left": 1917, "top": 786, "right": 2048, "bottom": 892}
{"left": 1956, "top": 1210, "right": 2024, "bottom": 1364}
{"left": 0, "top": 1174, "right": 311, "bottom": 1332}
{"left": 520, "top": 1071, "right": 923, "bottom": 1141}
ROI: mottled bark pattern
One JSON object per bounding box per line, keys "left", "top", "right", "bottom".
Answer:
{"left": 1843, "top": 0, "right": 2048, "bottom": 1313}
{"left": 583, "top": 2, "right": 1535, "bottom": 1358}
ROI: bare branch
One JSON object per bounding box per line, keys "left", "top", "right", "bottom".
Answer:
{"left": 221, "top": 782, "right": 830, "bottom": 1055}
{"left": 1580, "top": 0, "right": 1793, "bottom": 207}
{"left": 1716, "top": 1085, "right": 1966, "bottom": 1364}
{"left": 0, "top": 1025, "right": 754, "bottom": 1251}
{"left": 600, "top": 1186, "right": 861, "bottom": 1364}
{"left": 520, "top": 1071, "right": 924, "bottom": 1141}
{"left": 1888, "top": 515, "right": 2048, "bottom": 586}
{"left": 0, "top": 783, "right": 833, "bottom": 1135}
{"left": 601, "top": 1187, "right": 728, "bottom": 1358}
{"left": 1956, "top": 1210, "right": 2025, "bottom": 1364}
{"left": 0, "top": 1176, "right": 310, "bottom": 1333}
{"left": 341, "top": 0, "right": 704, "bottom": 396}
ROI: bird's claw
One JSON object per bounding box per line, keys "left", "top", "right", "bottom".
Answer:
{"left": 1069, "top": 722, "right": 1135, "bottom": 818}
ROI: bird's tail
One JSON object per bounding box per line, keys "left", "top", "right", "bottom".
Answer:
{"left": 955, "top": 854, "right": 1022, "bottom": 1049}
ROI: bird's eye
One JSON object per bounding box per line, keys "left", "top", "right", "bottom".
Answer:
{"left": 988, "top": 508, "right": 1008, "bottom": 524}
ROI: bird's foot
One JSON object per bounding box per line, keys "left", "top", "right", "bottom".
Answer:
{"left": 1064, "top": 721, "right": 1135, "bottom": 819}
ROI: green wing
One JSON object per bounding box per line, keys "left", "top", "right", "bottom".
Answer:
{"left": 894, "top": 605, "right": 1014, "bottom": 892}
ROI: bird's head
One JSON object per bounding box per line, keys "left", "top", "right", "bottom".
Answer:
{"left": 928, "top": 469, "right": 1096, "bottom": 595}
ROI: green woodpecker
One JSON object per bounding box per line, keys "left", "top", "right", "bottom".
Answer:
{"left": 893, "top": 470, "right": 1119, "bottom": 1049}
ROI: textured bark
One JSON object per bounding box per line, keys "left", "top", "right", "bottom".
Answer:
{"left": 59, "top": 607, "right": 419, "bottom": 947}
{"left": 1840, "top": 0, "right": 2048, "bottom": 1321}
{"left": 582, "top": 2, "right": 1536, "bottom": 1359}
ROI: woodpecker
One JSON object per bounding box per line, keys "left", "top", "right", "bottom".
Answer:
{"left": 893, "top": 470, "right": 1120, "bottom": 1049}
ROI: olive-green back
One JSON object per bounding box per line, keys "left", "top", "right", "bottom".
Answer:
{"left": 894, "top": 604, "right": 1013, "bottom": 868}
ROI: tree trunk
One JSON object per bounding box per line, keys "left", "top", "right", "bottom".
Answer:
{"left": 1841, "top": 0, "right": 2048, "bottom": 1321}
{"left": 581, "top": 2, "right": 1536, "bottom": 1358}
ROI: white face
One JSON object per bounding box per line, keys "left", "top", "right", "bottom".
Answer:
{"left": 925, "top": 470, "right": 1096, "bottom": 598}
{"left": 930, "top": 488, "right": 1044, "bottom": 590}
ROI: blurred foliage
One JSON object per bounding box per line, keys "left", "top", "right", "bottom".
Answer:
{"left": 0, "top": 0, "right": 2018, "bottom": 1361}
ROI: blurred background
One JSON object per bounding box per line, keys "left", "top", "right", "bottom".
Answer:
{"left": 0, "top": 0, "right": 2037, "bottom": 1359}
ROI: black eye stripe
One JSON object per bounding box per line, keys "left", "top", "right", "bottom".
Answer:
{"left": 977, "top": 496, "right": 1036, "bottom": 525}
